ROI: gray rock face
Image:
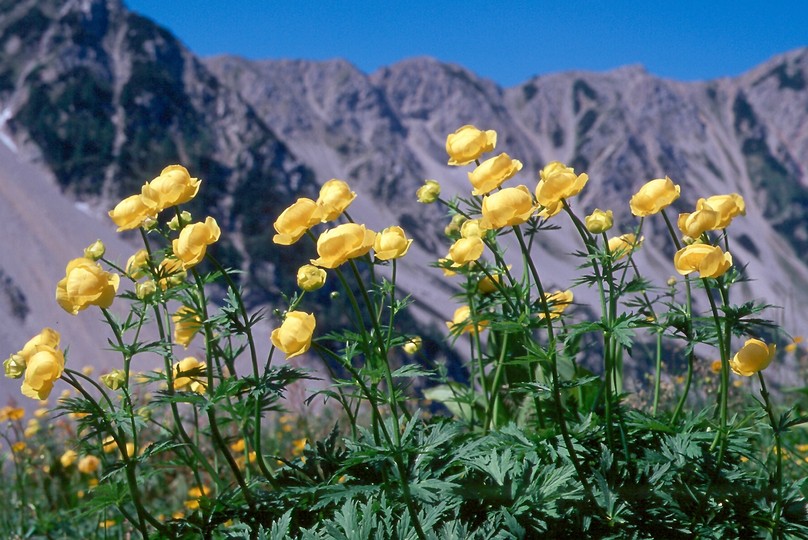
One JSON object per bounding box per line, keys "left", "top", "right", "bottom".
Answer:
{"left": 1, "top": 0, "right": 807, "bottom": 391}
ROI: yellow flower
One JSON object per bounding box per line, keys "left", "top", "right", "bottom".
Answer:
{"left": 55, "top": 258, "right": 120, "bottom": 315}
{"left": 629, "top": 176, "right": 681, "bottom": 217}
{"left": 317, "top": 179, "right": 356, "bottom": 222}
{"left": 297, "top": 264, "right": 327, "bottom": 292}
{"left": 460, "top": 219, "right": 483, "bottom": 239}
{"left": 673, "top": 244, "right": 732, "bottom": 278}
{"left": 173, "top": 357, "right": 207, "bottom": 393}
{"left": 447, "top": 237, "right": 484, "bottom": 267}
{"left": 83, "top": 240, "right": 105, "bottom": 261}
{"left": 477, "top": 273, "right": 501, "bottom": 294}
{"left": 108, "top": 194, "right": 154, "bottom": 231}
{"left": 171, "top": 216, "right": 221, "bottom": 269}
{"left": 271, "top": 311, "right": 316, "bottom": 359}
{"left": 126, "top": 249, "right": 150, "bottom": 279}
{"left": 374, "top": 226, "right": 413, "bottom": 261}
{"left": 710, "top": 359, "right": 723, "bottom": 374}
{"left": 403, "top": 337, "right": 422, "bottom": 355}
{"left": 273, "top": 198, "right": 324, "bottom": 245}
{"left": 468, "top": 153, "right": 523, "bottom": 195}
{"left": 135, "top": 280, "right": 157, "bottom": 299}
{"left": 100, "top": 369, "right": 127, "bottom": 391}
{"left": 310, "top": 223, "right": 375, "bottom": 269}
{"left": 446, "top": 305, "right": 486, "bottom": 335}
{"left": 539, "top": 290, "right": 574, "bottom": 320}
{"left": 78, "top": 455, "right": 100, "bottom": 474}
{"left": 291, "top": 438, "right": 307, "bottom": 456}
{"left": 416, "top": 180, "right": 441, "bottom": 203}
{"left": 60, "top": 449, "right": 78, "bottom": 468}
{"left": 21, "top": 346, "right": 65, "bottom": 400}
{"left": 1, "top": 407, "right": 25, "bottom": 421}
{"left": 173, "top": 306, "right": 202, "bottom": 348}
{"left": 157, "top": 257, "right": 185, "bottom": 290}
{"left": 24, "top": 418, "right": 39, "bottom": 437}
{"left": 10, "top": 328, "right": 62, "bottom": 382}
{"left": 230, "top": 438, "right": 246, "bottom": 452}
{"left": 607, "top": 233, "right": 642, "bottom": 260}
{"left": 102, "top": 436, "right": 116, "bottom": 454}
{"left": 678, "top": 203, "right": 720, "bottom": 238}
{"left": 445, "top": 125, "right": 497, "bottom": 166}
{"left": 584, "top": 209, "right": 614, "bottom": 234}
{"left": 140, "top": 165, "right": 201, "bottom": 211}
{"left": 729, "top": 338, "right": 775, "bottom": 376}
{"left": 480, "top": 185, "right": 538, "bottom": 230}
{"left": 702, "top": 193, "right": 745, "bottom": 229}
{"left": 535, "top": 161, "right": 588, "bottom": 209}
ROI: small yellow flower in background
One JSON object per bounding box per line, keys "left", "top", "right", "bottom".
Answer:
{"left": 100, "top": 369, "right": 127, "bottom": 391}
{"left": 0, "top": 406, "right": 25, "bottom": 422}
{"left": 678, "top": 203, "right": 720, "bottom": 238}
{"left": 108, "top": 194, "right": 154, "bottom": 231}
{"left": 480, "top": 185, "right": 537, "bottom": 230}
{"left": 310, "top": 223, "right": 375, "bottom": 269}
{"left": 417, "top": 180, "right": 441, "bottom": 203}
{"left": 729, "top": 338, "right": 775, "bottom": 376}
{"left": 445, "top": 125, "right": 497, "bottom": 166}
{"left": 126, "top": 249, "right": 150, "bottom": 279}
{"left": 271, "top": 311, "right": 316, "bottom": 359}
{"left": 785, "top": 336, "right": 803, "bottom": 353}
{"left": 673, "top": 244, "right": 732, "bottom": 279}
{"left": 60, "top": 449, "right": 78, "bottom": 468}
{"left": 291, "top": 438, "right": 307, "bottom": 456}
{"left": 477, "top": 273, "right": 502, "bottom": 294}
{"left": 297, "top": 264, "right": 327, "bottom": 292}
{"left": 539, "top": 290, "right": 574, "bottom": 320}
{"left": 140, "top": 165, "right": 201, "bottom": 211}
{"left": 167, "top": 210, "right": 193, "bottom": 231}
{"left": 403, "top": 336, "right": 422, "bottom": 355}
{"left": 173, "top": 306, "right": 202, "bottom": 348}
{"left": 34, "top": 407, "right": 48, "bottom": 419}
{"left": 702, "top": 193, "right": 745, "bottom": 229}
{"left": 447, "top": 237, "right": 484, "bottom": 267}
{"left": 172, "top": 216, "right": 221, "bottom": 269}
{"left": 317, "top": 179, "right": 356, "bottom": 222}
{"left": 374, "top": 226, "right": 413, "bottom": 260}
{"left": 585, "top": 209, "right": 614, "bottom": 234}
{"left": 230, "top": 438, "right": 246, "bottom": 453}
{"left": 157, "top": 257, "right": 185, "bottom": 290}
{"left": 24, "top": 419, "right": 39, "bottom": 437}
{"left": 56, "top": 258, "right": 120, "bottom": 315}
{"left": 710, "top": 359, "right": 723, "bottom": 374}
{"left": 78, "top": 455, "right": 100, "bottom": 474}
{"left": 102, "top": 435, "right": 116, "bottom": 453}
{"left": 468, "top": 153, "right": 523, "bottom": 195}
{"left": 535, "top": 161, "right": 588, "bottom": 209}
{"left": 173, "top": 357, "right": 207, "bottom": 394}
{"left": 188, "top": 485, "right": 212, "bottom": 499}
{"left": 446, "top": 305, "right": 487, "bottom": 335}
{"left": 99, "top": 519, "right": 117, "bottom": 529}
{"left": 81, "top": 365, "right": 94, "bottom": 376}
{"left": 272, "top": 198, "right": 324, "bottom": 245}
{"left": 83, "top": 240, "right": 105, "bottom": 261}
{"left": 607, "top": 233, "right": 643, "bottom": 260}
{"left": 629, "top": 176, "right": 680, "bottom": 217}
{"left": 12, "top": 441, "right": 26, "bottom": 453}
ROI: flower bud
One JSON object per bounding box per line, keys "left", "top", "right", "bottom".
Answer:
{"left": 584, "top": 209, "right": 613, "bottom": 234}
{"left": 416, "top": 180, "right": 441, "bottom": 203}
{"left": 100, "top": 369, "right": 127, "bottom": 391}
{"left": 4, "top": 354, "right": 25, "bottom": 379}
{"left": 136, "top": 279, "right": 157, "bottom": 299}
{"left": 297, "top": 265, "right": 327, "bottom": 292}
{"left": 168, "top": 211, "right": 193, "bottom": 231}
{"left": 83, "top": 240, "right": 105, "bottom": 260}
{"left": 403, "top": 337, "right": 422, "bottom": 355}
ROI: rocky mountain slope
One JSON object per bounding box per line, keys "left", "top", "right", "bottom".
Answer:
{"left": 1, "top": 0, "right": 807, "bottom": 398}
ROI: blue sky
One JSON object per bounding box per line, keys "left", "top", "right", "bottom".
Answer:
{"left": 126, "top": 1, "right": 808, "bottom": 87}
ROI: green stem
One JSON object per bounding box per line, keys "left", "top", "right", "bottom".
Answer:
{"left": 758, "top": 371, "right": 783, "bottom": 535}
